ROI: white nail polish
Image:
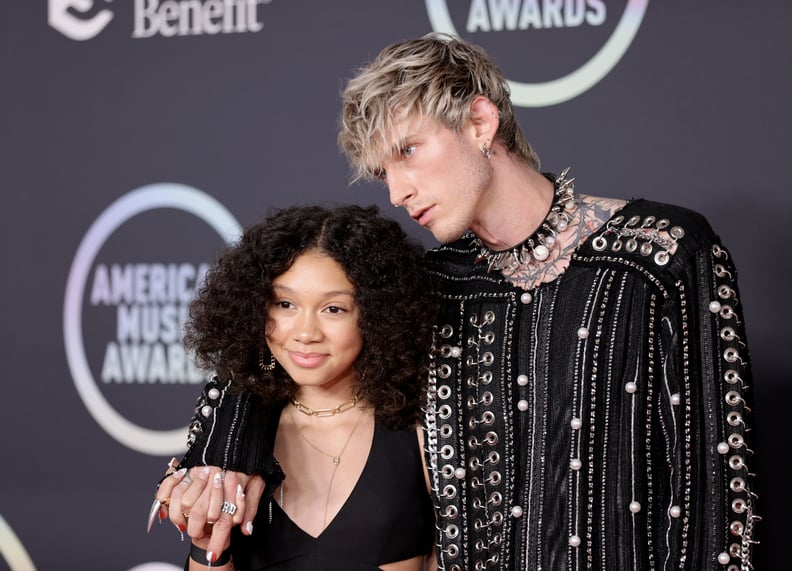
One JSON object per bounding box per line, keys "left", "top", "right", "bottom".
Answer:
{"left": 206, "top": 551, "right": 215, "bottom": 563}
{"left": 237, "top": 484, "right": 245, "bottom": 499}
{"left": 213, "top": 472, "right": 223, "bottom": 488}
{"left": 246, "top": 521, "right": 254, "bottom": 534}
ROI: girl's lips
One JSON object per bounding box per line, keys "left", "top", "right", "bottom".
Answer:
{"left": 288, "top": 351, "right": 328, "bottom": 368}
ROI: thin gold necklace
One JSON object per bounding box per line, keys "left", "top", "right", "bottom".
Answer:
{"left": 285, "top": 406, "right": 366, "bottom": 529}
{"left": 290, "top": 394, "right": 360, "bottom": 417}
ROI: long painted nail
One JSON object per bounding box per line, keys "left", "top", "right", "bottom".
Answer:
{"left": 237, "top": 484, "right": 245, "bottom": 499}
{"left": 207, "top": 551, "right": 216, "bottom": 563}
{"left": 246, "top": 521, "right": 254, "bottom": 534}
{"left": 213, "top": 472, "right": 223, "bottom": 488}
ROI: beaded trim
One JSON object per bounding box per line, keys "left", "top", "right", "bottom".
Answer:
{"left": 472, "top": 167, "right": 577, "bottom": 272}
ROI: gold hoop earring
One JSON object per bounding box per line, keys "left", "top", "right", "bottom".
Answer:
{"left": 259, "top": 349, "right": 276, "bottom": 372}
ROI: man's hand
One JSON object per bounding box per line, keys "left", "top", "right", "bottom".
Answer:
{"left": 149, "top": 459, "right": 266, "bottom": 557}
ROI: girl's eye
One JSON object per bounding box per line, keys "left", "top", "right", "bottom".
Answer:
{"left": 274, "top": 301, "right": 292, "bottom": 309}
{"left": 325, "top": 306, "right": 346, "bottom": 314}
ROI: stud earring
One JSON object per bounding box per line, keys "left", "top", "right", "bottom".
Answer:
{"left": 259, "top": 349, "right": 276, "bottom": 372}
{"left": 482, "top": 143, "right": 492, "bottom": 160}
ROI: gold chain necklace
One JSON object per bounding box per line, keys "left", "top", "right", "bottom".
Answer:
{"left": 284, "top": 406, "right": 366, "bottom": 529}
{"left": 290, "top": 394, "right": 360, "bottom": 417}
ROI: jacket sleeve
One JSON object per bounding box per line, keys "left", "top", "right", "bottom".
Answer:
{"left": 178, "top": 375, "right": 275, "bottom": 476}
{"left": 659, "top": 237, "right": 758, "bottom": 569}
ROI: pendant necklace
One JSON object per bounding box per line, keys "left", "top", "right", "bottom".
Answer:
{"left": 285, "top": 405, "right": 366, "bottom": 530}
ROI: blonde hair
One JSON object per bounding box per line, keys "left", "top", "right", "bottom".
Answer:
{"left": 338, "top": 33, "right": 540, "bottom": 182}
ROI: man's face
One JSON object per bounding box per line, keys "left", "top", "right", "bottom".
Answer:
{"left": 380, "top": 115, "right": 492, "bottom": 244}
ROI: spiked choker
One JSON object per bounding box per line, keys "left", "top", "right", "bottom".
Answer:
{"left": 472, "top": 167, "right": 577, "bottom": 273}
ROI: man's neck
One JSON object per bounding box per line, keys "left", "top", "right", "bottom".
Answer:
{"left": 469, "top": 157, "right": 555, "bottom": 250}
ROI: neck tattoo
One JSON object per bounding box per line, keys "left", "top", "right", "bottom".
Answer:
{"left": 472, "top": 167, "right": 578, "bottom": 273}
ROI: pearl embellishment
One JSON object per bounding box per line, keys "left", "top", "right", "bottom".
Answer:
{"left": 454, "top": 467, "right": 466, "bottom": 479}
{"left": 521, "top": 292, "right": 533, "bottom": 304}
{"left": 569, "top": 535, "right": 581, "bottom": 547}
{"left": 207, "top": 388, "right": 220, "bottom": 400}
{"left": 669, "top": 505, "right": 681, "bottom": 518}
{"left": 570, "top": 417, "right": 582, "bottom": 430}
{"left": 517, "top": 374, "right": 529, "bottom": 386}
{"left": 450, "top": 346, "right": 462, "bottom": 358}
{"left": 511, "top": 505, "right": 524, "bottom": 517}
{"left": 670, "top": 393, "right": 680, "bottom": 405}
{"left": 625, "top": 382, "right": 637, "bottom": 394}
{"left": 709, "top": 301, "right": 722, "bottom": 313}
{"left": 201, "top": 405, "right": 213, "bottom": 418}
{"left": 717, "top": 442, "right": 730, "bottom": 454}
{"left": 570, "top": 459, "right": 582, "bottom": 471}
{"left": 577, "top": 327, "right": 589, "bottom": 339}
{"left": 629, "top": 501, "right": 641, "bottom": 513}
{"left": 518, "top": 399, "right": 529, "bottom": 412}
{"left": 717, "top": 552, "right": 731, "bottom": 565}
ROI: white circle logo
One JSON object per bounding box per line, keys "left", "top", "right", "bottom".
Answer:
{"left": 63, "top": 184, "right": 242, "bottom": 455}
{"left": 0, "top": 514, "right": 36, "bottom": 571}
{"left": 425, "top": 0, "right": 650, "bottom": 107}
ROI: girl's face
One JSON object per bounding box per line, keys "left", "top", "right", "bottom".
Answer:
{"left": 265, "top": 250, "right": 363, "bottom": 393}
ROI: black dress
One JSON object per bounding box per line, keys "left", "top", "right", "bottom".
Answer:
{"left": 229, "top": 420, "right": 435, "bottom": 570}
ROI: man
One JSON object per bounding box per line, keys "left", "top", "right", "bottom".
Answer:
{"left": 156, "top": 34, "right": 758, "bottom": 569}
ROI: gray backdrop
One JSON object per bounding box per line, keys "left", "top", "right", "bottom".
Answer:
{"left": 2, "top": 1, "right": 788, "bottom": 568}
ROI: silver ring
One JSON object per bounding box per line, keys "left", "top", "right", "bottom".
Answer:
{"left": 221, "top": 501, "right": 237, "bottom": 516}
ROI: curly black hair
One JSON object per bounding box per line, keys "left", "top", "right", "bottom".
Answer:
{"left": 183, "top": 204, "right": 436, "bottom": 429}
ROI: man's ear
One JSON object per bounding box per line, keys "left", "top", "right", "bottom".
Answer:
{"left": 467, "top": 96, "right": 500, "bottom": 147}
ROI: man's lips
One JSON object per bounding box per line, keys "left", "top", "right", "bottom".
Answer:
{"left": 411, "top": 205, "right": 434, "bottom": 226}
{"left": 287, "top": 351, "right": 328, "bottom": 368}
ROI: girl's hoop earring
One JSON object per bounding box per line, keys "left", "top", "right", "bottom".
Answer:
{"left": 259, "top": 349, "right": 276, "bottom": 372}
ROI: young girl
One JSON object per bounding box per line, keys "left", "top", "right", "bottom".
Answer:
{"left": 152, "top": 205, "right": 438, "bottom": 570}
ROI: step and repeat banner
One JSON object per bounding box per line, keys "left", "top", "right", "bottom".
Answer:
{"left": 2, "top": 1, "right": 788, "bottom": 568}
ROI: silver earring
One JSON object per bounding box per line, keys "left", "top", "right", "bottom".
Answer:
{"left": 259, "top": 350, "right": 276, "bottom": 372}
{"left": 482, "top": 143, "right": 492, "bottom": 160}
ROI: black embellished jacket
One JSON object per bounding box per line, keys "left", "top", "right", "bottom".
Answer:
{"left": 181, "top": 199, "right": 757, "bottom": 571}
